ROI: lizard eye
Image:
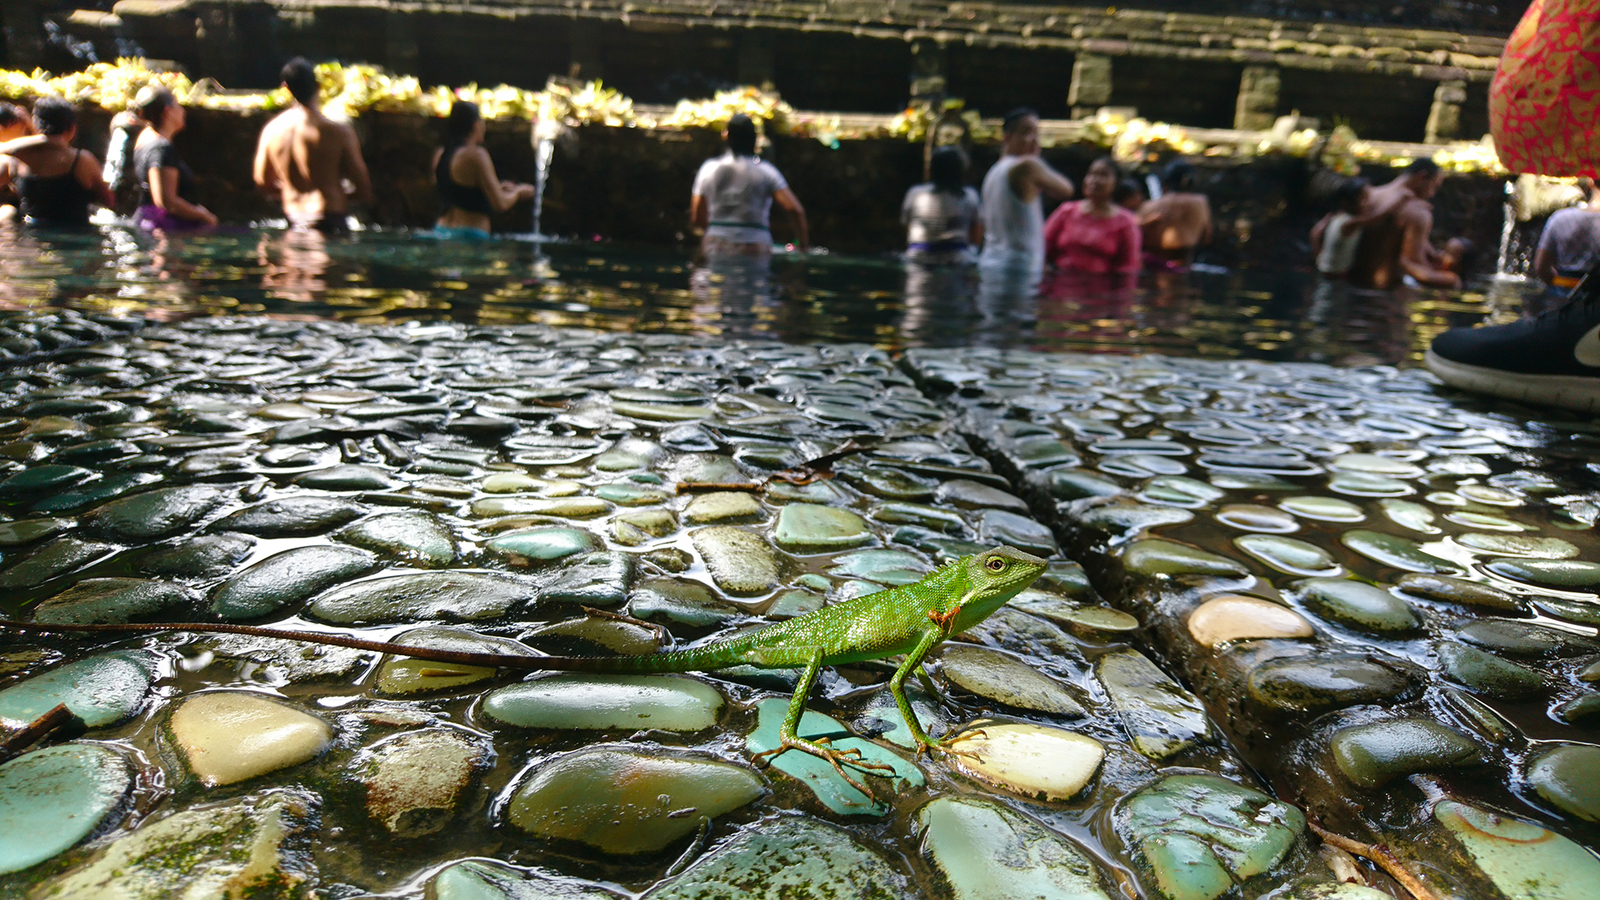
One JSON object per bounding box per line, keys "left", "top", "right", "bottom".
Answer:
{"left": 985, "top": 557, "right": 1006, "bottom": 572}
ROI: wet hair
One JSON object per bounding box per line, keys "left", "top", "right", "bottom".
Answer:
{"left": 1002, "top": 107, "right": 1038, "bottom": 136}
{"left": 1333, "top": 177, "right": 1368, "bottom": 211}
{"left": 444, "top": 101, "right": 480, "bottom": 147}
{"left": 726, "top": 114, "right": 758, "bottom": 156}
{"left": 281, "top": 57, "right": 318, "bottom": 106}
{"left": 0, "top": 102, "right": 25, "bottom": 131}
{"left": 1404, "top": 158, "right": 1441, "bottom": 178}
{"left": 1447, "top": 237, "right": 1479, "bottom": 274}
{"left": 1088, "top": 156, "right": 1123, "bottom": 181}
{"left": 928, "top": 146, "right": 968, "bottom": 195}
{"left": 1161, "top": 159, "right": 1194, "bottom": 192}
{"left": 134, "top": 85, "right": 176, "bottom": 125}
{"left": 32, "top": 96, "right": 76, "bottom": 136}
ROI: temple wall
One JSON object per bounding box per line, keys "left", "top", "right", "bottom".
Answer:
{"left": 24, "top": 0, "right": 1511, "bottom": 149}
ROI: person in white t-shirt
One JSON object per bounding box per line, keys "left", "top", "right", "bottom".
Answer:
{"left": 690, "top": 114, "right": 808, "bottom": 256}
{"left": 902, "top": 146, "right": 981, "bottom": 265}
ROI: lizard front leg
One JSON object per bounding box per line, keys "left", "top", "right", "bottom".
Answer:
{"left": 890, "top": 627, "right": 981, "bottom": 760}
{"left": 749, "top": 646, "right": 896, "bottom": 802}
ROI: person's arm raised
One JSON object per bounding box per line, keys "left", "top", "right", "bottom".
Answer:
{"left": 464, "top": 146, "right": 529, "bottom": 213}
{"left": 0, "top": 135, "right": 46, "bottom": 158}
{"left": 1025, "top": 157, "right": 1075, "bottom": 201}
{"left": 1347, "top": 191, "right": 1410, "bottom": 228}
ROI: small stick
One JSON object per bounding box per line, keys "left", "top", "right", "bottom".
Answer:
{"left": 0, "top": 703, "right": 81, "bottom": 764}
{"left": 0, "top": 619, "right": 579, "bottom": 672}
{"left": 675, "top": 481, "right": 763, "bottom": 492}
{"left": 1309, "top": 821, "right": 1442, "bottom": 900}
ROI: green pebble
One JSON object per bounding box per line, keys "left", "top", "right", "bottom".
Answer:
{"left": 1395, "top": 574, "right": 1523, "bottom": 612}
{"left": 1435, "top": 800, "right": 1600, "bottom": 900}
{"left": 482, "top": 675, "right": 723, "bottom": 731}
{"left": 1436, "top": 643, "right": 1544, "bottom": 698}
{"left": 1527, "top": 744, "right": 1600, "bottom": 823}
{"left": 1486, "top": 558, "right": 1600, "bottom": 590}
{"left": 1293, "top": 577, "right": 1419, "bottom": 632}
{"left": 1340, "top": 530, "right": 1461, "bottom": 574}
{"left": 772, "top": 503, "right": 873, "bottom": 552}
{"left": 1122, "top": 539, "right": 1248, "bottom": 578}
{"left": 1330, "top": 719, "right": 1484, "bottom": 788}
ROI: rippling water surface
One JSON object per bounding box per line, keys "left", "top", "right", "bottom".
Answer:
{"left": 0, "top": 225, "right": 1540, "bottom": 361}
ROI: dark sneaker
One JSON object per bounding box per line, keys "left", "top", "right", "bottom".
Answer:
{"left": 1426, "top": 282, "right": 1600, "bottom": 413}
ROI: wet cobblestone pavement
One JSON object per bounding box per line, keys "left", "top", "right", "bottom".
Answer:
{"left": 0, "top": 312, "right": 1595, "bottom": 899}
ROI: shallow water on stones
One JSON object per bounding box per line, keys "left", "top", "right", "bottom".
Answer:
{"left": 0, "top": 317, "right": 1596, "bottom": 898}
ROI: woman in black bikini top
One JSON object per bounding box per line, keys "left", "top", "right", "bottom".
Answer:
{"left": 0, "top": 97, "right": 112, "bottom": 228}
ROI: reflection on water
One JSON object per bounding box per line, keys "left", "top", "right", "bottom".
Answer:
{"left": 0, "top": 222, "right": 1549, "bottom": 363}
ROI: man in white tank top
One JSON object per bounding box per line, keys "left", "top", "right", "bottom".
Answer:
{"left": 978, "top": 108, "right": 1076, "bottom": 280}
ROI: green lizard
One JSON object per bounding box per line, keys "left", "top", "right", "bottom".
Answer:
{"left": 0, "top": 545, "right": 1047, "bottom": 797}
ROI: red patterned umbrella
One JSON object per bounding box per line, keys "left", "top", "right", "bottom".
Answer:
{"left": 1491, "top": 0, "right": 1600, "bottom": 176}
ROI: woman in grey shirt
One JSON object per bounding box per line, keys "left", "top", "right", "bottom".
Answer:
{"left": 690, "top": 114, "right": 808, "bottom": 256}
{"left": 902, "top": 146, "right": 981, "bottom": 266}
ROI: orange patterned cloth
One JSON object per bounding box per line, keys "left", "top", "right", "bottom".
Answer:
{"left": 1492, "top": 0, "right": 1600, "bottom": 176}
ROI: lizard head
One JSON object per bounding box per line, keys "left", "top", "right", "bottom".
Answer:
{"left": 947, "top": 546, "right": 1050, "bottom": 633}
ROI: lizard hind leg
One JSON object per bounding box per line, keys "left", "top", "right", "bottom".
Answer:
{"left": 751, "top": 648, "right": 896, "bottom": 803}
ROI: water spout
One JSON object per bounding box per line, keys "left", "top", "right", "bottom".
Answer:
{"left": 1493, "top": 180, "right": 1524, "bottom": 281}
{"left": 103, "top": 122, "right": 133, "bottom": 193}
{"left": 531, "top": 130, "right": 557, "bottom": 241}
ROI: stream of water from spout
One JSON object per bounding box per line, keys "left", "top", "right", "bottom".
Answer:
{"left": 1494, "top": 180, "right": 1526, "bottom": 281}
{"left": 531, "top": 134, "right": 556, "bottom": 240}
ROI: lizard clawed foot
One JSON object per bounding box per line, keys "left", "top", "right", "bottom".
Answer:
{"left": 756, "top": 735, "right": 898, "bottom": 803}
{"left": 916, "top": 728, "right": 988, "bottom": 763}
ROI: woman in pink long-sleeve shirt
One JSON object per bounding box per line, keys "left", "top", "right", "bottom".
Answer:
{"left": 1043, "top": 157, "right": 1141, "bottom": 275}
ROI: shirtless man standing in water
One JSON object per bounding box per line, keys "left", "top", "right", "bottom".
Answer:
{"left": 253, "top": 57, "right": 373, "bottom": 234}
{"left": 1139, "top": 160, "right": 1211, "bottom": 269}
{"left": 1345, "top": 159, "right": 1458, "bottom": 289}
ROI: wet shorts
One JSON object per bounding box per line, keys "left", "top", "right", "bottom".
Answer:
{"left": 435, "top": 225, "right": 491, "bottom": 241}
{"left": 135, "top": 205, "right": 205, "bottom": 232}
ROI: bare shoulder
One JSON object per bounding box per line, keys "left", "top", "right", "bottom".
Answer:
{"left": 1398, "top": 197, "right": 1433, "bottom": 225}
{"left": 334, "top": 118, "right": 362, "bottom": 145}
{"left": 264, "top": 107, "right": 299, "bottom": 132}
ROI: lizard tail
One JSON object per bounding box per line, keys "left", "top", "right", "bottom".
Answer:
{"left": 0, "top": 618, "right": 716, "bottom": 675}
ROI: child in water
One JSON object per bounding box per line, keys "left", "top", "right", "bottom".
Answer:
{"left": 1315, "top": 177, "right": 1413, "bottom": 278}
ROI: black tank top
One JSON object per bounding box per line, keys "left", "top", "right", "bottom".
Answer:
{"left": 436, "top": 146, "right": 493, "bottom": 216}
{"left": 18, "top": 149, "right": 94, "bottom": 228}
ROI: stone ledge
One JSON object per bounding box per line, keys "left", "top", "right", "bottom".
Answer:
{"left": 260, "top": 0, "right": 1505, "bottom": 79}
